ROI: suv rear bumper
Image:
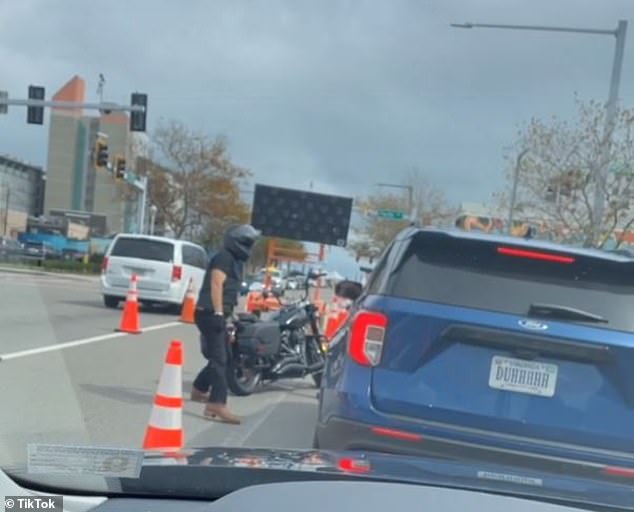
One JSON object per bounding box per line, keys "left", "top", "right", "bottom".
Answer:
{"left": 101, "top": 276, "right": 184, "bottom": 305}
{"left": 315, "top": 416, "right": 634, "bottom": 480}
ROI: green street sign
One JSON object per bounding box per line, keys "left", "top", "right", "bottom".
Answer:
{"left": 609, "top": 163, "right": 634, "bottom": 176}
{"left": 377, "top": 209, "right": 406, "bottom": 220}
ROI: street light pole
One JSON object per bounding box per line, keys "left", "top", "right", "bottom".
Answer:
{"left": 593, "top": 19, "right": 627, "bottom": 245}
{"left": 507, "top": 149, "right": 529, "bottom": 235}
{"left": 149, "top": 205, "right": 158, "bottom": 235}
{"left": 137, "top": 175, "right": 148, "bottom": 234}
{"left": 375, "top": 182, "right": 415, "bottom": 222}
{"left": 452, "top": 19, "right": 628, "bottom": 246}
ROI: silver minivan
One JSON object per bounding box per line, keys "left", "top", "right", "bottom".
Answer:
{"left": 100, "top": 234, "right": 208, "bottom": 309}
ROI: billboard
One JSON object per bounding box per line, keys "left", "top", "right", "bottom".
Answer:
{"left": 251, "top": 184, "right": 353, "bottom": 247}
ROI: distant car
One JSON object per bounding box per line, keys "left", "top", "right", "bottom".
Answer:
{"left": 21, "top": 241, "right": 60, "bottom": 261}
{"left": 255, "top": 269, "right": 286, "bottom": 295}
{"left": 316, "top": 227, "right": 634, "bottom": 479}
{"left": 240, "top": 274, "right": 257, "bottom": 296}
{"left": 249, "top": 280, "right": 265, "bottom": 293}
{"left": 0, "top": 237, "right": 23, "bottom": 262}
{"left": 61, "top": 248, "right": 86, "bottom": 262}
{"left": 100, "top": 234, "right": 208, "bottom": 310}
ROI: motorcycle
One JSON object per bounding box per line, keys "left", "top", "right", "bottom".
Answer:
{"left": 225, "top": 271, "right": 328, "bottom": 396}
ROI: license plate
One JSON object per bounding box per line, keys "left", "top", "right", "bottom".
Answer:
{"left": 488, "top": 356, "right": 558, "bottom": 397}
{"left": 126, "top": 267, "right": 148, "bottom": 276}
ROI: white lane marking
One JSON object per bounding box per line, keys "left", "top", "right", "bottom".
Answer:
{"left": 0, "top": 321, "right": 182, "bottom": 362}
{"left": 142, "top": 322, "right": 182, "bottom": 333}
{"left": 219, "top": 391, "right": 287, "bottom": 447}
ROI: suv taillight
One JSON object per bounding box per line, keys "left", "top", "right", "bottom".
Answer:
{"left": 172, "top": 265, "right": 182, "bottom": 281}
{"left": 349, "top": 311, "right": 387, "bottom": 366}
{"left": 101, "top": 256, "right": 109, "bottom": 274}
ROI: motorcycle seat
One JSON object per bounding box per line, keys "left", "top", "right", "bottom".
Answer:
{"left": 237, "top": 312, "right": 260, "bottom": 323}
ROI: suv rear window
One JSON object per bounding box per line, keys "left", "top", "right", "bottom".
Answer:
{"left": 389, "top": 232, "right": 634, "bottom": 332}
{"left": 110, "top": 237, "right": 174, "bottom": 263}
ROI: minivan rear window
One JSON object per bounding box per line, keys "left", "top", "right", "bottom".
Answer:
{"left": 389, "top": 232, "right": 634, "bottom": 332}
{"left": 110, "top": 237, "right": 174, "bottom": 263}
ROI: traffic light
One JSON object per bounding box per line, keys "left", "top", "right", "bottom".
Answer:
{"left": 130, "top": 92, "right": 148, "bottom": 132}
{"left": 114, "top": 156, "right": 126, "bottom": 180}
{"left": 95, "top": 135, "right": 109, "bottom": 169}
{"left": 27, "top": 85, "right": 45, "bottom": 125}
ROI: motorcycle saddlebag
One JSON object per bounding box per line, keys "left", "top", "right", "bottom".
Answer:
{"left": 236, "top": 321, "right": 281, "bottom": 357}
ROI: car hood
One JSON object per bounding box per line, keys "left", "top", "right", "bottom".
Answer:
{"left": 6, "top": 446, "right": 634, "bottom": 509}
{"left": 133, "top": 447, "right": 634, "bottom": 508}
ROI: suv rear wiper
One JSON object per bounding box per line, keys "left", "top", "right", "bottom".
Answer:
{"left": 528, "top": 303, "right": 608, "bottom": 324}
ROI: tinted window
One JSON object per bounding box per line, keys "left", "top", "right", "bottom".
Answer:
{"left": 182, "top": 245, "right": 207, "bottom": 269}
{"left": 366, "top": 241, "right": 395, "bottom": 295}
{"left": 110, "top": 237, "right": 174, "bottom": 263}
{"left": 388, "top": 232, "right": 634, "bottom": 332}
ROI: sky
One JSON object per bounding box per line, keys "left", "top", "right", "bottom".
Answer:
{"left": 2, "top": 0, "right": 634, "bottom": 277}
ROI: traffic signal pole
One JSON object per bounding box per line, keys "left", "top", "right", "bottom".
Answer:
{"left": 1, "top": 87, "right": 150, "bottom": 235}
{"left": 0, "top": 98, "right": 145, "bottom": 114}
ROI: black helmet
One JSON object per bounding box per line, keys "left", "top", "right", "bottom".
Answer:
{"left": 224, "top": 224, "right": 260, "bottom": 260}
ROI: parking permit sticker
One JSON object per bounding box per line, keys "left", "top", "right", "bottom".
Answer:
{"left": 27, "top": 444, "right": 144, "bottom": 478}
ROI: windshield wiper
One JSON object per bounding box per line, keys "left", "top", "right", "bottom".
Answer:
{"left": 528, "top": 303, "right": 608, "bottom": 324}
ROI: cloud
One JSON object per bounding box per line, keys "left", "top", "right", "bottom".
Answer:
{"left": 2, "top": 0, "right": 634, "bottom": 209}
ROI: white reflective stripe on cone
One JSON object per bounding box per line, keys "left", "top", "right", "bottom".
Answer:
{"left": 157, "top": 364, "right": 182, "bottom": 397}
{"left": 149, "top": 405, "right": 182, "bottom": 430}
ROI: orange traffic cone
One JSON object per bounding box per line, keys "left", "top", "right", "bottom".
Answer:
{"left": 143, "top": 340, "right": 184, "bottom": 452}
{"left": 117, "top": 274, "right": 142, "bottom": 334}
{"left": 180, "top": 278, "right": 196, "bottom": 324}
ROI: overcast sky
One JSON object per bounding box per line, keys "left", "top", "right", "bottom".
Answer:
{"left": 2, "top": 0, "right": 634, "bottom": 275}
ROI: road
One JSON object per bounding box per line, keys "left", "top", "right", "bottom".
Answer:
{"left": 0, "top": 270, "right": 327, "bottom": 468}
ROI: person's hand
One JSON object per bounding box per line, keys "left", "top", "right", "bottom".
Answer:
{"left": 211, "top": 314, "right": 226, "bottom": 332}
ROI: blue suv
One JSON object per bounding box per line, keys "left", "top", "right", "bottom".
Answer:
{"left": 315, "top": 227, "right": 634, "bottom": 481}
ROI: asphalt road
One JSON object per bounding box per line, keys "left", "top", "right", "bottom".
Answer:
{"left": 0, "top": 270, "right": 328, "bottom": 468}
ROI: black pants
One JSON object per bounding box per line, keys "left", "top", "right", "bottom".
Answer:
{"left": 193, "top": 309, "right": 228, "bottom": 404}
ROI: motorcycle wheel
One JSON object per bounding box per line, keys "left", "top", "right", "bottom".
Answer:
{"left": 226, "top": 347, "right": 262, "bottom": 396}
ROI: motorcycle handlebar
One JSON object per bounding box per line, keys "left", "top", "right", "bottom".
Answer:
{"left": 301, "top": 272, "right": 327, "bottom": 300}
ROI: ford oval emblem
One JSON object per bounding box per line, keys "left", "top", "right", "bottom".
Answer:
{"left": 518, "top": 319, "right": 549, "bottom": 331}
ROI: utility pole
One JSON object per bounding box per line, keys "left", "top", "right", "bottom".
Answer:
{"left": 97, "top": 74, "right": 106, "bottom": 103}
{"left": 2, "top": 186, "right": 9, "bottom": 237}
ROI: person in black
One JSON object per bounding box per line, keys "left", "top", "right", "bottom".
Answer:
{"left": 191, "top": 224, "right": 260, "bottom": 424}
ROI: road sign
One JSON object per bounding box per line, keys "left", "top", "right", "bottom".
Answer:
{"left": 609, "top": 163, "right": 634, "bottom": 176}
{"left": 251, "top": 184, "right": 353, "bottom": 247}
{"left": 377, "top": 209, "right": 406, "bottom": 220}
{"left": 0, "top": 91, "right": 7, "bottom": 114}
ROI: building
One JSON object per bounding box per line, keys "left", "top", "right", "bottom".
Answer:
{"left": 0, "top": 154, "right": 45, "bottom": 237}
{"left": 44, "top": 75, "right": 134, "bottom": 234}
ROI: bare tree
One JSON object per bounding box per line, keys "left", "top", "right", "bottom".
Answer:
{"left": 500, "top": 98, "right": 634, "bottom": 248}
{"left": 148, "top": 119, "right": 251, "bottom": 242}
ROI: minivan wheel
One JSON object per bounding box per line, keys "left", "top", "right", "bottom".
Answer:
{"left": 103, "top": 295, "right": 119, "bottom": 308}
